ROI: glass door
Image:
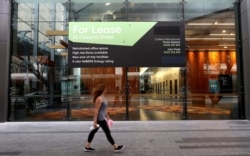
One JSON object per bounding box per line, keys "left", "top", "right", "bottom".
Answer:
{"left": 135, "top": 67, "right": 184, "bottom": 120}
{"left": 185, "top": 2, "right": 238, "bottom": 119}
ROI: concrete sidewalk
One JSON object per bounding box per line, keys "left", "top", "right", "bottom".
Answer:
{"left": 1, "top": 120, "right": 250, "bottom": 156}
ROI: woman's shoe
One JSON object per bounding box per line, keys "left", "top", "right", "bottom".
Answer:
{"left": 114, "top": 145, "right": 125, "bottom": 152}
{"left": 84, "top": 147, "right": 95, "bottom": 152}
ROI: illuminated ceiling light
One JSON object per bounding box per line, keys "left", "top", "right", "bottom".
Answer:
{"left": 186, "top": 37, "right": 221, "bottom": 40}
{"left": 105, "top": 2, "right": 111, "bottom": 6}
{"left": 222, "top": 30, "right": 227, "bottom": 33}
{"left": 210, "top": 33, "right": 235, "bottom": 36}
{"left": 187, "top": 23, "right": 214, "bottom": 25}
{"left": 214, "top": 21, "right": 218, "bottom": 25}
{"left": 221, "top": 38, "right": 235, "bottom": 40}
{"left": 224, "top": 46, "right": 228, "bottom": 48}
{"left": 186, "top": 37, "right": 235, "bottom": 40}
{"left": 215, "top": 23, "right": 235, "bottom": 25}
{"left": 187, "top": 23, "right": 235, "bottom": 26}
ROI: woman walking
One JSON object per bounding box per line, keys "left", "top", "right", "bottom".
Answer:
{"left": 84, "top": 84, "right": 125, "bottom": 152}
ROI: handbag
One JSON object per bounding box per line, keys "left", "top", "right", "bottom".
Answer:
{"left": 106, "top": 118, "right": 114, "bottom": 128}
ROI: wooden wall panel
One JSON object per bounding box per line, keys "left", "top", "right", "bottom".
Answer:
{"left": 79, "top": 67, "right": 140, "bottom": 94}
{"left": 187, "top": 51, "right": 200, "bottom": 92}
{"left": 80, "top": 68, "right": 116, "bottom": 94}
{"left": 187, "top": 50, "right": 236, "bottom": 94}
{"left": 201, "top": 51, "right": 209, "bottom": 92}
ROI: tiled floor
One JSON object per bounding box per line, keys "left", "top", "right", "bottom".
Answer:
{"left": 12, "top": 95, "right": 237, "bottom": 121}
{"left": 1, "top": 120, "right": 250, "bottom": 156}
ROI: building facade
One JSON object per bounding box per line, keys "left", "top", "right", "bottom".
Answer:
{"left": 1, "top": 0, "right": 250, "bottom": 122}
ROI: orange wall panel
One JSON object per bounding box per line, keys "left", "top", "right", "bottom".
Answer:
{"left": 187, "top": 50, "right": 236, "bottom": 93}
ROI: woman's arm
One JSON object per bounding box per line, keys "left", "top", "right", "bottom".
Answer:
{"left": 105, "top": 106, "right": 111, "bottom": 120}
{"left": 105, "top": 113, "right": 110, "bottom": 120}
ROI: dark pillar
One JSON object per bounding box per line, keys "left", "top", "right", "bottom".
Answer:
{"left": 240, "top": 0, "right": 250, "bottom": 119}
{"left": 0, "top": 0, "right": 11, "bottom": 122}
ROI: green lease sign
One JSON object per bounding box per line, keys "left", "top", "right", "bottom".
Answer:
{"left": 69, "top": 22, "right": 157, "bottom": 46}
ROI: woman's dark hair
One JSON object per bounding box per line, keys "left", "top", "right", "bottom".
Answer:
{"left": 93, "top": 84, "right": 105, "bottom": 102}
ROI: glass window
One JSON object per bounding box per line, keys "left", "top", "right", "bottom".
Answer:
{"left": 10, "top": 0, "right": 238, "bottom": 121}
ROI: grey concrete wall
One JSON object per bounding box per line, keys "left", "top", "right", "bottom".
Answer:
{"left": 241, "top": 0, "right": 250, "bottom": 119}
{"left": 0, "top": 0, "right": 11, "bottom": 122}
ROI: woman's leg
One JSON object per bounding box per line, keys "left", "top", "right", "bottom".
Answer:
{"left": 98, "top": 120, "right": 115, "bottom": 145}
{"left": 98, "top": 120, "right": 123, "bottom": 150}
{"left": 86, "top": 126, "right": 99, "bottom": 147}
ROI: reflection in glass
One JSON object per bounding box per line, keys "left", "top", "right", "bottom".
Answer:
{"left": 9, "top": 0, "right": 238, "bottom": 121}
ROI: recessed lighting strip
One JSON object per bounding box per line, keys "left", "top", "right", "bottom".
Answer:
{"left": 210, "top": 33, "right": 235, "bottom": 36}
{"left": 187, "top": 23, "right": 235, "bottom": 26}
